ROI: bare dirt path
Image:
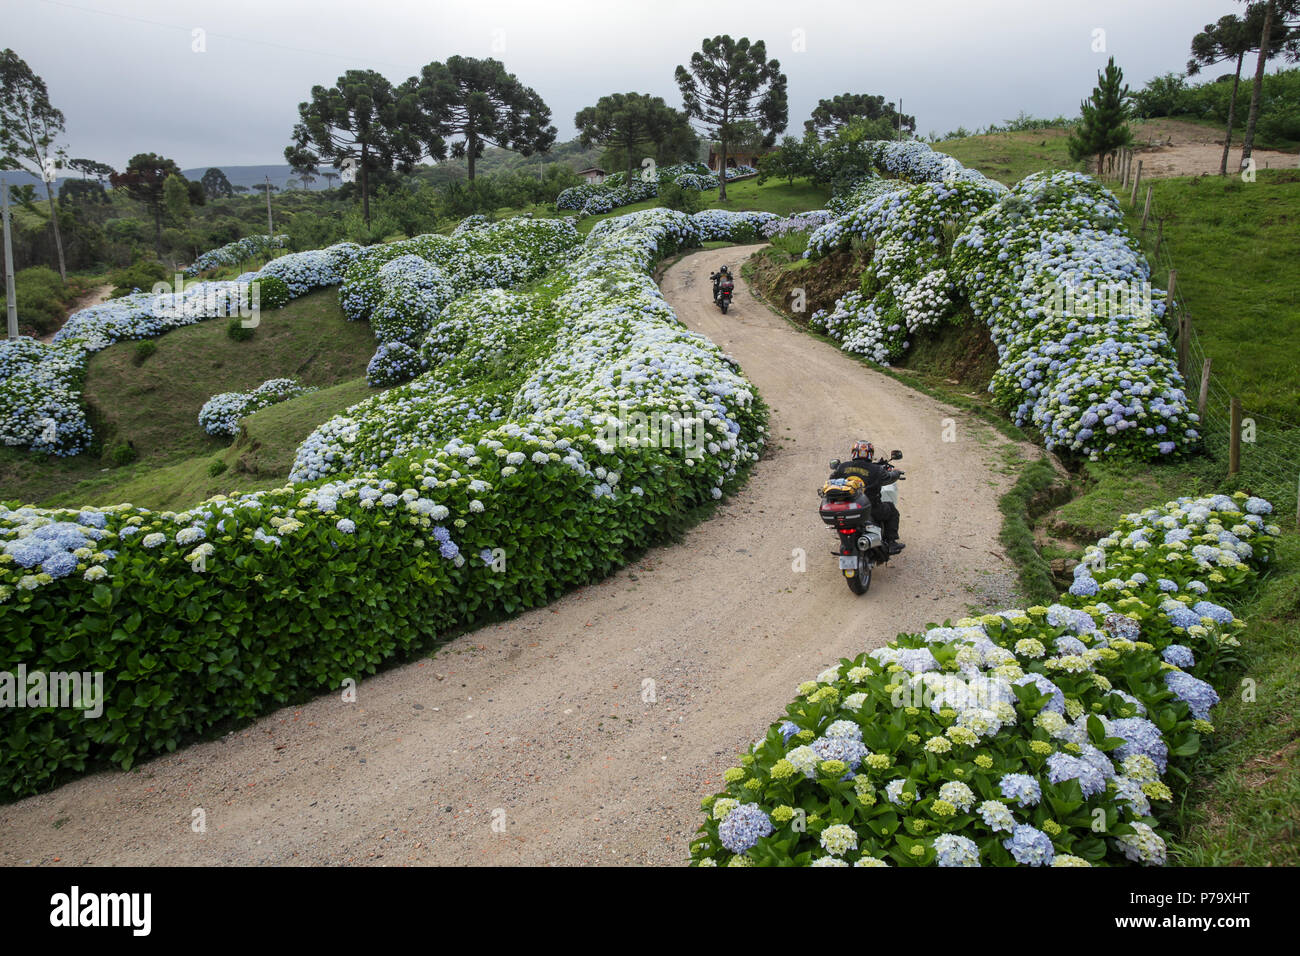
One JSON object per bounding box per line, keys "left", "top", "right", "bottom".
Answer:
{"left": 1129, "top": 118, "right": 1298, "bottom": 178}
{"left": 2, "top": 246, "right": 1027, "bottom": 866}
{"left": 38, "top": 282, "right": 112, "bottom": 343}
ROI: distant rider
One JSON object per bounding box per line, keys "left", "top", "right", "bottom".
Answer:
{"left": 830, "top": 440, "right": 904, "bottom": 554}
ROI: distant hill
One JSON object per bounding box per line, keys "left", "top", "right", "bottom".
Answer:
{"left": 181, "top": 165, "right": 337, "bottom": 191}
{"left": 1, "top": 141, "right": 611, "bottom": 198}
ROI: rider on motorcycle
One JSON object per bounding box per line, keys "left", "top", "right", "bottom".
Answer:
{"left": 830, "top": 440, "right": 904, "bottom": 554}
{"left": 710, "top": 265, "right": 733, "bottom": 300}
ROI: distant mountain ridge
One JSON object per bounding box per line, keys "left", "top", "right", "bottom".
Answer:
{"left": 2, "top": 140, "right": 606, "bottom": 196}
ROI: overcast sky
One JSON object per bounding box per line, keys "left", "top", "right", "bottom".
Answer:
{"left": 6, "top": 0, "right": 1255, "bottom": 169}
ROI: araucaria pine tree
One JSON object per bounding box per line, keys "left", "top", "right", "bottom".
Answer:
{"left": 1068, "top": 56, "right": 1133, "bottom": 175}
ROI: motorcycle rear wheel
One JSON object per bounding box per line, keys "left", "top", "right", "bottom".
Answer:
{"left": 846, "top": 555, "right": 872, "bottom": 595}
{"left": 720, "top": 299, "right": 729, "bottom": 314}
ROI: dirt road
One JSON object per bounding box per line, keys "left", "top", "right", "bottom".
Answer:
{"left": 1, "top": 246, "right": 1026, "bottom": 866}
{"left": 1130, "top": 118, "right": 1298, "bottom": 178}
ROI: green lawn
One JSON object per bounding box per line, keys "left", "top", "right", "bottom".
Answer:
{"left": 1121, "top": 170, "right": 1300, "bottom": 424}
{"left": 932, "top": 128, "right": 1079, "bottom": 186}
{"left": 1, "top": 288, "right": 377, "bottom": 509}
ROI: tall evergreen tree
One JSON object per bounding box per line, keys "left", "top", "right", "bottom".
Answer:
{"left": 1236, "top": 0, "right": 1300, "bottom": 163}
{"left": 0, "top": 49, "right": 70, "bottom": 279}
{"left": 675, "top": 35, "right": 788, "bottom": 200}
{"left": 285, "top": 69, "right": 434, "bottom": 225}
{"left": 200, "top": 166, "right": 234, "bottom": 199}
{"left": 415, "top": 57, "right": 556, "bottom": 181}
{"left": 110, "top": 153, "right": 182, "bottom": 256}
{"left": 805, "top": 93, "right": 915, "bottom": 140}
{"left": 1067, "top": 56, "right": 1133, "bottom": 176}
{"left": 574, "top": 92, "right": 689, "bottom": 181}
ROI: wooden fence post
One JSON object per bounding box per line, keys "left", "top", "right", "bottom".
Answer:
{"left": 1130, "top": 160, "right": 1143, "bottom": 206}
{"left": 1197, "top": 358, "right": 1211, "bottom": 419}
{"left": 1229, "top": 398, "right": 1242, "bottom": 476}
{"left": 1141, "top": 185, "right": 1153, "bottom": 232}
{"left": 1166, "top": 269, "right": 1177, "bottom": 304}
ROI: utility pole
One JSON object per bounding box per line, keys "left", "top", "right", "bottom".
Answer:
{"left": 265, "top": 176, "right": 274, "bottom": 235}
{"left": 2, "top": 178, "right": 18, "bottom": 340}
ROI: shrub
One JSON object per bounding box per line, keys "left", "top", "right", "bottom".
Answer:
{"left": 251, "top": 274, "right": 290, "bottom": 311}
{"left": 108, "top": 260, "right": 169, "bottom": 299}
{"left": 184, "top": 234, "right": 290, "bottom": 276}
{"left": 226, "top": 317, "right": 254, "bottom": 342}
{"left": 658, "top": 181, "right": 702, "bottom": 214}
{"left": 0, "top": 207, "right": 770, "bottom": 800}
{"left": 132, "top": 340, "right": 157, "bottom": 366}
{"left": 107, "top": 440, "right": 136, "bottom": 466}
{"left": 804, "top": 144, "right": 1195, "bottom": 462}
{"left": 13, "top": 266, "right": 75, "bottom": 337}
{"left": 207, "top": 458, "right": 228, "bottom": 477}
{"left": 366, "top": 341, "right": 426, "bottom": 387}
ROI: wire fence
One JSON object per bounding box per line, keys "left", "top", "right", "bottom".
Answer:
{"left": 1107, "top": 151, "right": 1300, "bottom": 526}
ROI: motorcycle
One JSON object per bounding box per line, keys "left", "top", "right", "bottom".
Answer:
{"left": 711, "top": 271, "right": 734, "bottom": 314}
{"left": 817, "top": 450, "right": 903, "bottom": 595}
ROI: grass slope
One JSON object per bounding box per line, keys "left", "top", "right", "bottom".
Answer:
{"left": 932, "top": 128, "right": 1077, "bottom": 186}
{"left": 1, "top": 288, "right": 377, "bottom": 508}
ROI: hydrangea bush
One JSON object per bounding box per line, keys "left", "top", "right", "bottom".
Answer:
{"left": 802, "top": 143, "right": 1193, "bottom": 461}
{"left": 691, "top": 209, "right": 779, "bottom": 243}
{"left": 185, "top": 234, "right": 290, "bottom": 276}
{"left": 692, "top": 492, "right": 1280, "bottom": 867}
{"left": 555, "top": 163, "right": 715, "bottom": 215}
{"left": 198, "top": 378, "right": 316, "bottom": 438}
{"left": 0, "top": 206, "right": 768, "bottom": 798}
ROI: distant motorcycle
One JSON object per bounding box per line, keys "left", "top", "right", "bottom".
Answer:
{"left": 710, "top": 268, "right": 734, "bottom": 314}
{"left": 817, "top": 450, "right": 904, "bottom": 595}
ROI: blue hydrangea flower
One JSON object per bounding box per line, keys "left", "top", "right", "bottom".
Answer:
{"left": 998, "top": 773, "right": 1042, "bottom": 807}
{"left": 1165, "top": 670, "right": 1219, "bottom": 720}
{"left": 1161, "top": 644, "right": 1194, "bottom": 669}
{"left": 1192, "top": 601, "right": 1233, "bottom": 624}
{"left": 934, "top": 833, "right": 981, "bottom": 867}
{"left": 1003, "top": 823, "right": 1055, "bottom": 866}
{"left": 717, "top": 803, "right": 773, "bottom": 854}
{"left": 1046, "top": 752, "right": 1107, "bottom": 798}
{"left": 810, "top": 735, "right": 868, "bottom": 771}
{"left": 40, "top": 551, "right": 78, "bottom": 579}
{"left": 1106, "top": 716, "right": 1168, "bottom": 773}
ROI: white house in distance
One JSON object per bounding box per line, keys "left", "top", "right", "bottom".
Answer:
{"left": 577, "top": 166, "right": 607, "bottom": 185}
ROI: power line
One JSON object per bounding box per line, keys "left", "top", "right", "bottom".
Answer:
{"left": 36, "top": 0, "right": 417, "bottom": 73}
